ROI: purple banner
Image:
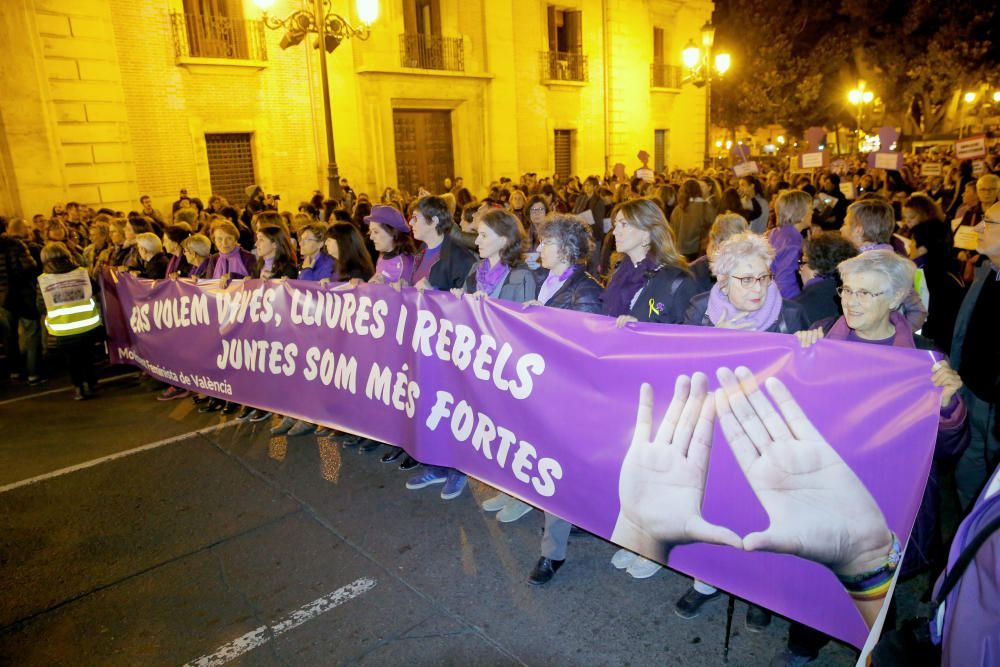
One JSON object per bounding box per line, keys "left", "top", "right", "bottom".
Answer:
{"left": 101, "top": 272, "right": 942, "bottom": 649}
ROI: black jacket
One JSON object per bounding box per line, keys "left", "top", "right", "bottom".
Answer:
{"left": 139, "top": 252, "right": 170, "bottom": 280}
{"left": 685, "top": 291, "right": 810, "bottom": 334}
{"left": 428, "top": 234, "right": 477, "bottom": 291}
{"left": 792, "top": 276, "right": 841, "bottom": 326}
{"left": 539, "top": 267, "right": 603, "bottom": 314}
{"left": 628, "top": 265, "right": 699, "bottom": 324}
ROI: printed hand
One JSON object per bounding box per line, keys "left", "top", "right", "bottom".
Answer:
{"left": 615, "top": 315, "right": 638, "bottom": 329}
{"left": 931, "top": 360, "right": 962, "bottom": 408}
{"left": 611, "top": 374, "right": 743, "bottom": 556}
{"left": 714, "top": 366, "right": 892, "bottom": 577}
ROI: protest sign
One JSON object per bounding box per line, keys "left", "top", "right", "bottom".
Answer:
{"left": 101, "top": 273, "right": 942, "bottom": 651}
{"left": 732, "top": 161, "right": 759, "bottom": 177}
{"left": 954, "top": 136, "right": 987, "bottom": 160}
{"left": 953, "top": 226, "right": 979, "bottom": 251}
{"left": 920, "top": 163, "right": 942, "bottom": 177}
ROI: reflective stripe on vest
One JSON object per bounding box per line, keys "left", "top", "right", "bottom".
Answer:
{"left": 39, "top": 268, "right": 102, "bottom": 336}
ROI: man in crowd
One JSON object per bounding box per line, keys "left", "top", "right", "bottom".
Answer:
{"left": 140, "top": 195, "right": 164, "bottom": 226}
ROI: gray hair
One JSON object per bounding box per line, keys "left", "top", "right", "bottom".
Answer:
{"left": 537, "top": 213, "right": 594, "bottom": 264}
{"left": 182, "top": 233, "right": 212, "bottom": 258}
{"left": 135, "top": 232, "right": 163, "bottom": 254}
{"left": 775, "top": 190, "right": 812, "bottom": 227}
{"left": 708, "top": 213, "right": 749, "bottom": 251}
{"left": 709, "top": 231, "right": 774, "bottom": 278}
{"left": 837, "top": 250, "right": 915, "bottom": 301}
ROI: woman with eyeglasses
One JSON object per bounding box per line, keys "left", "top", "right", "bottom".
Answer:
{"left": 674, "top": 231, "right": 810, "bottom": 627}
{"left": 783, "top": 249, "right": 968, "bottom": 665}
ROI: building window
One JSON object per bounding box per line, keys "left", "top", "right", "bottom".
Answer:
{"left": 554, "top": 130, "right": 573, "bottom": 178}
{"left": 542, "top": 7, "right": 586, "bottom": 82}
{"left": 205, "top": 133, "right": 255, "bottom": 207}
{"left": 650, "top": 26, "right": 680, "bottom": 88}
{"left": 654, "top": 129, "right": 669, "bottom": 173}
{"left": 171, "top": 0, "right": 267, "bottom": 61}
{"left": 399, "top": 0, "right": 463, "bottom": 70}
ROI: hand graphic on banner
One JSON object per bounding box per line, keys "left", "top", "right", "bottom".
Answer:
{"left": 611, "top": 374, "right": 743, "bottom": 560}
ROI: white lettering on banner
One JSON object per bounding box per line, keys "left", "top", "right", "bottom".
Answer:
{"left": 364, "top": 362, "right": 419, "bottom": 418}
{"left": 216, "top": 338, "right": 297, "bottom": 377}
{"left": 152, "top": 294, "right": 210, "bottom": 330}
{"left": 216, "top": 286, "right": 281, "bottom": 327}
{"left": 409, "top": 308, "right": 546, "bottom": 400}
{"left": 288, "top": 288, "right": 388, "bottom": 339}
{"left": 302, "top": 346, "right": 358, "bottom": 392}
{"left": 426, "top": 390, "right": 563, "bottom": 496}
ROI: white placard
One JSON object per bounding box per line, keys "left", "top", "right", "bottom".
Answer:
{"left": 972, "top": 160, "right": 986, "bottom": 177}
{"left": 800, "top": 152, "right": 823, "bottom": 168}
{"left": 874, "top": 153, "right": 900, "bottom": 170}
{"left": 920, "top": 162, "right": 942, "bottom": 176}
{"left": 953, "top": 226, "right": 979, "bottom": 251}
{"left": 733, "top": 161, "right": 759, "bottom": 177}
{"left": 955, "top": 136, "right": 987, "bottom": 160}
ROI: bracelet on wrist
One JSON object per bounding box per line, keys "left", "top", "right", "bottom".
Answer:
{"left": 836, "top": 532, "right": 902, "bottom": 601}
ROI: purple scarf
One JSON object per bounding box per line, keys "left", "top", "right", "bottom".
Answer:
{"left": 706, "top": 280, "right": 783, "bottom": 331}
{"left": 602, "top": 255, "right": 659, "bottom": 316}
{"left": 538, "top": 265, "right": 577, "bottom": 305}
{"left": 476, "top": 259, "right": 510, "bottom": 296}
{"left": 212, "top": 247, "right": 249, "bottom": 279}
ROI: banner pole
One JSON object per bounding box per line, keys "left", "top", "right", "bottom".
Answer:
{"left": 723, "top": 595, "right": 735, "bottom": 662}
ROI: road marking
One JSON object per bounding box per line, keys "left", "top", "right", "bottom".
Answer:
{"left": 0, "top": 420, "right": 239, "bottom": 494}
{"left": 184, "top": 577, "right": 377, "bottom": 667}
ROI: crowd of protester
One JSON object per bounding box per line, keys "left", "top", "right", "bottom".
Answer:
{"left": 1, "top": 147, "right": 998, "bottom": 666}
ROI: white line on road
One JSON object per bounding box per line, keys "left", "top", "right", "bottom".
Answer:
{"left": 0, "top": 372, "right": 140, "bottom": 406}
{"left": 0, "top": 420, "right": 240, "bottom": 494}
{"left": 184, "top": 577, "right": 377, "bottom": 667}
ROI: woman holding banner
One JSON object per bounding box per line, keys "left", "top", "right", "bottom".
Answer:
{"left": 521, "top": 213, "right": 603, "bottom": 585}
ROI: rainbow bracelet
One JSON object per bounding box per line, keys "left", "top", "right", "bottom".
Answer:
{"left": 836, "top": 533, "right": 902, "bottom": 601}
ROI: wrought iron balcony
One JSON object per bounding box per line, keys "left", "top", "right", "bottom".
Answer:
{"left": 540, "top": 51, "right": 588, "bottom": 82}
{"left": 171, "top": 12, "right": 267, "bottom": 61}
{"left": 651, "top": 63, "right": 683, "bottom": 89}
{"left": 399, "top": 33, "right": 465, "bottom": 72}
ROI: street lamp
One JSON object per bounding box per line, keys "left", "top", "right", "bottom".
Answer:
{"left": 254, "top": 0, "right": 379, "bottom": 202}
{"left": 681, "top": 21, "right": 731, "bottom": 168}
{"left": 848, "top": 81, "right": 875, "bottom": 153}
{"left": 958, "top": 91, "right": 979, "bottom": 139}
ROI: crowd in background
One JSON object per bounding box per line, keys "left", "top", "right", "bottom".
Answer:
{"left": 1, "top": 146, "right": 998, "bottom": 666}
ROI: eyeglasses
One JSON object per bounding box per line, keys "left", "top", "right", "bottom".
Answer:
{"left": 836, "top": 287, "right": 885, "bottom": 303}
{"left": 730, "top": 273, "right": 772, "bottom": 288}
{"left": 529, "top": 207, "right": 547, "bottom": 214}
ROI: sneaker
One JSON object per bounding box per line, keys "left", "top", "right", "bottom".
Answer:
{"left": 625, "top": 556, "right": 662, "bottom": 579}
{"left": 398, "top": 455, "right": 420, "bottom": 471}
{"left": 27, "top": 376, "right": 47, "bottom": 387}
{"left": 157, "top": 386, "right": 191, "bottom": 401}
{"left": 380, "top": 446, "right": 404, "bottom": 463}
{"left": 745, "top": 605, "right": 772, "bottom": 633}
{"left": 528, "top": 557, "right": 564, "bottom": 586}
{"left": 338, "top": 434, "right": 362, "bottom": 448}
{"left": 482, "top": 493, "right": 509, "bottom": 512}
{"left": 199, "top": 398, "right": 223, "bottom": 413}
{"left": 73, "top": 386, "right": 87, "bottom": 401}
{"left": 440, "top": 470, "right": 467, "bottom": 500}
{"left": 497, "top": 498, "right": 533, "bottom": 523}
{"left": 358, "top": 438, "right": 382, "bottom": 453}
{"left": 248, "top": 410, "right": 271, "bottom": 423}
{"left": 270, "top": 417, "right": 296, "bottom": 435}
{"left": 315, "top": 426, "right": 334, "bottom": 437}
{"left": 769, "top": 649, "right": 816, "bottom": 667}
{"left": 674, "top": 587, "right": 721, "bottom": 619}
{"left": 611, "top": 548, "right": 638, "bottom": 570}
{"left": 287, "top": 420, "right": 316, "bottom": 436}
{"left": 236, "top": 405, "right": 255, "bottom": 420}
{"left": 406, "top": 468, "right": 448, "bottom": 490}
{"left": 221, "top": 402, "right": 240, "bottom": 415}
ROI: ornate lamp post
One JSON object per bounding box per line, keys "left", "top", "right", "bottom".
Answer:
{"left": 682, "top": 21, "right": 730, "bottom": 168}
{"left": 253, "top": 0, "right": 379, "bottom": 202}
{"left": 848, "top": 82, "right": 874, "bottom": 153}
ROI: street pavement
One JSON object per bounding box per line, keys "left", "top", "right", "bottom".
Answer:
{"left": 0, "top": 374, "right": 877, "bottom": 666}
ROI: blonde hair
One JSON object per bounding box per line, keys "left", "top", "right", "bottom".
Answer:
{"left": 182, "top": 233, "right": 212, "bottom": 258}
{"left": 613, "top": 198, "right": 688, "bottom": 270}
{"left": 775, "top": 190, "right": 812, "bottom": 227}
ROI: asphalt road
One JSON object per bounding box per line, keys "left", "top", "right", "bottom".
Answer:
{"left": 0, "top": 375, "right": 869, "bottom": 666}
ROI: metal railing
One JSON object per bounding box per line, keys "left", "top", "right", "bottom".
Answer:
{"left": 650, "top": 63, "right": 683, "bottom": 88}
{"left": 171, "top": 12, "right": 267, "bottom": 61}
{"left": 540, "top": 51, "right": 588, "bottom": 82}
{"left": 399, "top": 33, "right": 464, "bottom": 71}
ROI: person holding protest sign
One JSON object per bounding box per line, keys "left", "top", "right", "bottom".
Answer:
{"left": 365, "top": 205, "right": 416, "bottom": 287}
{"left": 324, "top": 222, "right": 375, "bottom": 283}
{"left": 134, "top": 233, "right": 169, "bottom": 280}
{"left": 205, "top": 219, "right": 255, "bottom": 282}
{"left": 295, "top": 223, "right": 335, "bottom": 282}
{"left": 404, "top": 196, "right": 476, "bottom": 494}
{"left": 181, "top": 234, "right": 212, "bottom": 279}
{"left": 782, "top": 250, "right": 968, "bottom": 665}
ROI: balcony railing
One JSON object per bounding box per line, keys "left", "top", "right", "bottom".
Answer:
{"left": 651, "top": 63, "right": 683, "bottom": 89}
{"left": 171, "top": 12, "right": 267, "bottom": 61}
{"left": 540, "top": 51, "right": 588, "bottom": 82}
{"left": 399, "top": 33, "right": 464, "bottom": 71}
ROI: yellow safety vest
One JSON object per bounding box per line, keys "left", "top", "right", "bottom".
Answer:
{"left": 38, "top": 268, "right": 102, "bottom": 336}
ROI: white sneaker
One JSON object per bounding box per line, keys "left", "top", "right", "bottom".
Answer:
{"left": 611, "top": 548, "right": 638, "bottom": 570}
{"left": 626, "top": 556, "right": 662, "bottom": 579}
{"left": 482, "top": 493, "right": 509, "bottom": 512}
{"left": 497, "top": 498, "right": 533, "bottom": 523}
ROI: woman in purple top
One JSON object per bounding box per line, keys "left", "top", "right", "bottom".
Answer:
{"left": 206, "top": 220, "right": 255, "bottom": 280}
{"left": 163, "top": 225, "right": 192, "bottom": 277}
{"left": 181, "top": 234, "right": 212, "bottom": 279}
{"left": 767, "top": 189, "right": 811, "bottom": 299}
{"left": 296, "top": 222, "right": 335, "bottom": 282}
{"left": 365, "top": 205, "right": 416, "bottom": 285}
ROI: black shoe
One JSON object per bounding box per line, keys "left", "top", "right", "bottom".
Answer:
{"left": 339, "top": 434, "right": 362, "bottom": 448}
{"left": 192, "top": 394, "right": 209, "bottom": 405}
{"left": 398, "top": 455, "right": 420, "bottom": 471}
{"left": 358, "top": 438, "right": 381, "bottom": 453}
{"left": 674, "top": 587, "right": 721, "bottom": 619}
{"left": 199, "top": 398, "right": 223, "bottom": 413}
{"left": 236, "top": 405, "right": 254, "bottom": 420}
{"left": 528, "top": 557, "right": 564, "bottom": 585}
{"left": 222, "top": 402, "right": 240, "bottom": 415}
{"left": 381, "top": 447, "right": 404, "bottom": 463}
{"left": 745, "top": 605, "right": 772, "bottom": 633}
{"left": 248, "top": 410, "right": 271, "bottom": 423}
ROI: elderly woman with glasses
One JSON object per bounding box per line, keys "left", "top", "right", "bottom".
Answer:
{"left": 674, "top": 231, "right": 810, "bottom": 626}
{"left": 781, "top": 249, "right": 969, "bottom": 665}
